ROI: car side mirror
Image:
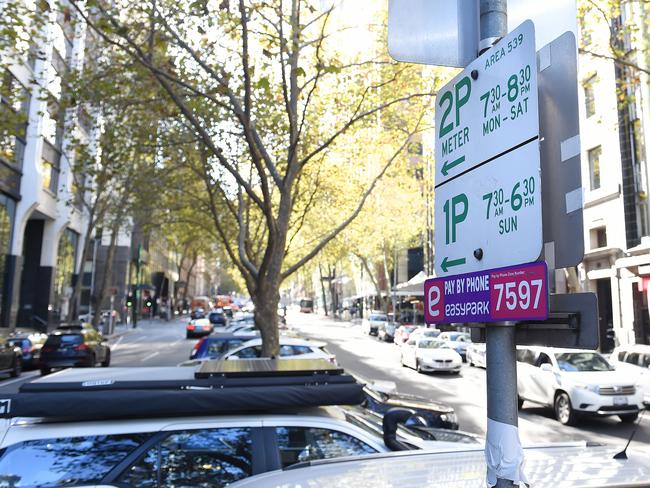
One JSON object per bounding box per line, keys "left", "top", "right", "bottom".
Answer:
{"left": 540, "top": 363, "right": 553, "bottom": 372}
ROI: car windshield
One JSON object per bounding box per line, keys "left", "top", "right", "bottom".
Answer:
{"left": 46, "top": 334, "right": 83, "bottom": 346}
{"left": 370, "top": 315, "right": 387, "bottom": 321}
{"left": 555, "top": 352, "right": 614, "bottom": 372}
{"left": 418, "top": 340, "right": 446, "bottom": 349}
{"left": 447, "top": 333, "right": 467, "bottom": 341}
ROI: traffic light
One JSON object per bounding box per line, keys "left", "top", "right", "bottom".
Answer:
{"left": 145, "top": 298, "right": 153, "bottom": 308}
{"left": 126, "top": 295, "right": 134, "bottom": 307}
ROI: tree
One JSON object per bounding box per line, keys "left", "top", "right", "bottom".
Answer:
{"left": 69, "top": 0, "right": 433, "bottom": 356}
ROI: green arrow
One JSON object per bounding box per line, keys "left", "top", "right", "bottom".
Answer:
{"left": 441, "top": 155, "right": 466, "bottom": 176}
{"left": 441, "top": 256, "right": 466, "bottom": 273}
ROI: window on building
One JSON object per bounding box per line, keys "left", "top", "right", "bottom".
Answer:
{"left": 42, "top": 141, "right": 61, "bottom": 193}
{"left": 588, "top": 146, "right": 602, "bottom": 190}
{"left": 0, "top": 71, "right": 30, "bottom": 167}
{"left": 590, "top": 227, "right": 607, "bottom": 249}
{"left": 584, "top": 76, "right": 596, "bottom": 118}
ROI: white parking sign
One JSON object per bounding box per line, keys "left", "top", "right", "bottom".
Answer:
{"left": 434, "top": 21, "right": 541, "bottom": 276}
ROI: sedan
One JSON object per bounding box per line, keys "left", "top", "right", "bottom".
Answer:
{"left": 208, "top": 308, "right": 228, "bottom": 327}
{"left": 8, "top": 332, "right": 47, "bottom": 369}
{"left": 189, "top": 333, "right": 258, "bottom": 360}
{"left": 467, "top": 343, "right": 486, "bottom": 368}
{"left": 222, "top": 337, "right": 335, "bottom": 362}
{"left": 438, "top": 332, "right": 471, "bottom": 361}
{"left": 186, "top": 318, "right": 214, "bottom": 339}
{"left": 0, "top": 336, "right": 22, "bottom": 378}
{"left": 361, "top": 312, "right": 387, "bottom": 336}
{"left": 394, "top": 325, "right": 420, "bottom": 345}
{"left": 401, "top": 338, "right": 462, "bottom": 374}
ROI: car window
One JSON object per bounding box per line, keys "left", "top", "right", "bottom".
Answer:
{"left": 406, "top": 338, "right": 416, "bottom": 346}
{"left": 516, "top": 349, "right": 535, "bottom": 365}
{"left": 45, "top": 334, "right": 83, "bottom": 346}
{"left": 418, "top": 340, "right": 445, "bottom": 349}
{"left": 8, "top": 339, "right": 28, "bottom": 349}
{"left": 369, "top": 315, "right": 387, "bottom": 321}
{"left": 642, "top": 354, "right": 650, "bottom": 368}
{"left": 290, "top": 345, "right": 313, "bottom": 355}
{"left": 119, "top": 428, "right": 252, "bottom": 488}
{"left": 207, "top": 339, "right": 245, "bottom": 355}
{"left": 626, "top": 352, "right": 640, "bottom": 365}
{"left": 0, "top": 433, "right": 149, "bottom": 486}
{"left": 616, "top": 350, "right": 627, "bottom": 361}
{"left": 555, "top": 352, "right": 613, "bottom": 372}
{"left": 535, "top": 353, "right": 553, "bottom": 367}
{"left": 275, "top": 427, "right": 376, "bottom": 468}
{"left": 232, "top": 346, "right": 261, "bottom": 359}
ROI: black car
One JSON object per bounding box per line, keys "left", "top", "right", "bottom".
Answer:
{"left": 208, "top": 309, "right": 227, "bottom": 326}
{"left": 8, "top": 332, "right": 47, "bottom": 369}
{"left": 0, "top": 336, "right": 22, "bottom": 378}
{"left": 40, "top": 327, "right": 111, "bottom": 375}
{"left": 361, "top": 382, "right": 458, "bottom": 430}
{"left": 191, "top": 307, "right": 206, "bottom": 319}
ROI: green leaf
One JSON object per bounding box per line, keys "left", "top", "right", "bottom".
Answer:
{"left": 295, "top": 67, "right": 306, "bottom": 77}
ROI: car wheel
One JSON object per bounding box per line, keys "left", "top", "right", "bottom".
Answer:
{"left": 89, "top": 353, "right": 97, "bottom": 367}
{"left": 400, "top": 355, "right": 406, "bottom": 367}
{"left": 416, "top": 360, "right": 423, "bottom": 373}
{"left": 186, "top": 333, "right": 192, "bottom": 339}
{"left": 101, "top": 350, "right": 111, "bottom": 367}
{"left": 10, "top": 357, "right": 22, "bottom": 378}
{"left": 469, "top": 358, "right": 474, "bottom": 367}
{"left": 518, "top": 396, "right": 524, "bottom": 410}
{"left": 619, "top": 412, "right": 639, "bottom": 424}
{"left": 40, "top": 367, "right": 51, "bottom": 376}
{"left": 554, "top": 392, "right": 579, "bottom": 426}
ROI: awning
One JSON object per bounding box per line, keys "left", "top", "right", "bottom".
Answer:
{"left": 393, "top": 271, "right": 433, "bottom": 296}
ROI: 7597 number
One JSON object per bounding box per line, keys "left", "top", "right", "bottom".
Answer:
{"left": 493, "top": 279, "right": 543, "bottom": 311}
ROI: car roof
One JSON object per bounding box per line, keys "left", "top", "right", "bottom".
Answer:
{"left": 614, "top": 344, "right": 650, "bottom": 352}
{"left": 234, "top": 337, "right": 327, "bottom": 348}
{"left": 517, "top": 346, "right": 600, "bottom": 354}
{"left": 228, "top": 444, "right": 650, "bottom": 488}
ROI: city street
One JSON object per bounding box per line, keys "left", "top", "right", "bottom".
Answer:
{"left": 0, "top": 312, "right": 648, "bottom": 457}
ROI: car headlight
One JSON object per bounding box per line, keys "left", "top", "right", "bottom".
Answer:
{"left": 575, "top": 383, "right": 599, "bottom": 394}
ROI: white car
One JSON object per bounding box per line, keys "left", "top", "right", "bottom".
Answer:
{"left": 467, "top": 343, "right": 486, "bottom": 368}
{"left": 0, "top": 361, "right": 473, "bottom": 487}
{"left": 408, "top": 327, "right": 441, "bottom": 343}
{"left": 610, "top": 344, "right": 650, "bottom": 405}
{"left": 400, "top": 338, "right": 462, "bottom": 374}
{"left": 223, "top": 337, "right": 334, "bottom": 361}
{"left": 437, "top": 332, "right": 471, "bottom": 361}
{"left": 361, "top": 312, "right": 388, "bottom": 336}
{"left": 516, "top": 346, "right": 645, "bottom": 425}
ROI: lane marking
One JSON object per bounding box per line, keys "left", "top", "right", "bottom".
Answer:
{"left": 140, "top": 351, "right": 160, "bottom": 362}
{"left": 0, "top": 370, "right": 39, "bottom": 388}
{"left": 110, "top": 336, "right": 124, "bottom": 352}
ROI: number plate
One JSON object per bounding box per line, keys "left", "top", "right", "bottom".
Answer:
{"left": 613, "top": 396, "right": 628, "bottom": 406}
{"left": 424, "top": 261, "right": 548, "bottom": 324}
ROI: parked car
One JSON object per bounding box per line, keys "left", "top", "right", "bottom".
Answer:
{"left": 394, "top": 325, "right": 420, "bottom": 345}
{"left": 39, "top": 328, "right": 110, "bottom": 375}
{"left": 378, "top": 322, "right": 398, "bottom": 342}
{"left": 208, "top": 308, "right": 228, "bottom": 327}
{"left": 8, "top": 332, "right": 47, "bottom": 370}
{"left": 516, "top": 346, "right": 644, "bottom": 425}
{"left": 408, "top": 327, "right": 441, "bottom": 343}
{"left": 467, "top": 342, "right": 487, "bottom": 368}
{"left": 361, "top": 312, "right": 387, "bottom": 336}
{"left": 361, "top": 380, "right": 458, "bottom": 430}
{"left": 400, "top": 338, "right": 462, "bottom": 374}
{"left": 186, "top": 318, "right": 214, "bottom": 339}
{"left": 222, "top": 306, "right": 234, "bottom": 318}
{"left": 438, "top": 331, "right": 471, "bottom": 361}
{"left": 0, "top": 336, "right": 22, "bottom": 378}
{"left": 189, "top": 333, "right": 258, "bottom": 360}
{"left": 190, "top": 307, "right": 206, "bottom": 319}
{"left": 222, "top": 337, "right": 335, "bottom": 362}
{"left": 610, "top": 344, "right": 650, "bottom": 405}
{"left": 228, "top": 443, "right": 650, "bottom": 488}
{"left": 0, "top": 359, "right": 470, "bottom": 487}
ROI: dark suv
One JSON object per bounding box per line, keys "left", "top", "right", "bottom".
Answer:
{"left": 8, "top": 333, "right": 47, "bottom": 370}
{"left": 0, "top": 336, "right": 22, "bottom": 378}
{"left": 208, "top": 309, "right": 227, "bottom": 327}
{"left": 40, "top": 327, "right": 111, "bottom": 375}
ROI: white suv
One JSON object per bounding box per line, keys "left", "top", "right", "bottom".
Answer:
{"left": 610, "top": 344, "right": 650, "bottom": 406}
{"left": 516, "top": 346, "right": 644, "bottom": 425}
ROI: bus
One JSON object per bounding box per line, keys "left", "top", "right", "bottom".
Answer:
{"left": 299, "top": 298, "right": 314, "bottom": 313}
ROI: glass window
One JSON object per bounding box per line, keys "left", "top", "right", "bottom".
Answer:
{"left": 535, "top": 353, "right": 553, "bottom": 367}
{"left": 641, "top": 355, "right": 650, "bottom": 368}
{"left": 555, "top": 352, "right": 613, "bottom": 372}
{"left": 0, "top": 71, "right": 30, "bottom": 167}
{"left": 583, "top": 76, "right": 596, "bottom": 118}
{"left": 516, "top": 349, "right": 535, "bottom": 365}
{"left": 118, "top": 428, "right": 252, "bottom": 488}
{"left": 45, "top": 334, "right": 83, "bottom": 346}
{"left": 625, "top": 352, "right": 640, "bottom": 365}
{"left": 588, "top": 146, "right": 601, "bottom": 191}
{"left": 232, "top": 346, "right": 261, "bottom": 359}
{"left": 276, "top": 427, "right": 376, "bottom": 468}
{"left": 0, "top": 433, "right": 149, "bottom": 486}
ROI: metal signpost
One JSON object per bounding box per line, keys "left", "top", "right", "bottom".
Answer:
{"left": 388, "top": 1, "right": 595, "bottom": 486}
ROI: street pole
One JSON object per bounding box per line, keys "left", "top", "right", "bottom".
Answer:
{"left": 479, "top": 2, "right": 524, "bottom": 487}
{"left": 133, "top": 243, "right": 141, "bottom": 329}
{"left": 89, "top": 237, "right": 98, "bottom": 321}
{"left": 392, "top": 247, "right": 397, "bottom": 322}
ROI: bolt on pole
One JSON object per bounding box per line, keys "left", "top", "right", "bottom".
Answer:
{"left": 479, "top": 1, "right": 526, "bottom": 487}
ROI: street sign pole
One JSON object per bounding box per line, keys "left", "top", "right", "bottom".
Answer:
{"left": 480, "top": 2, "right": 523, "bottom": 487}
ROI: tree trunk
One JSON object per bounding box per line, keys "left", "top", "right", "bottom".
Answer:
{"left": 359, "top": 255, "right": 383, "bottom": 313}
{"left": 67, "top": 216, "right": 95, "bottom": 322}
{"left": 381, "top": 246, "right": 391, "bottom": 314}
{"left": 92, "top": 223, "right": 119, "bottom": 329}
{"left": 252, "top": 281, "right": 280, "bottom": 358}
{"left": 182, "top": 251, "right": 198, "bottom": 304}
{"left": 318, "top": 264, "right": 328, "bottom": 316}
